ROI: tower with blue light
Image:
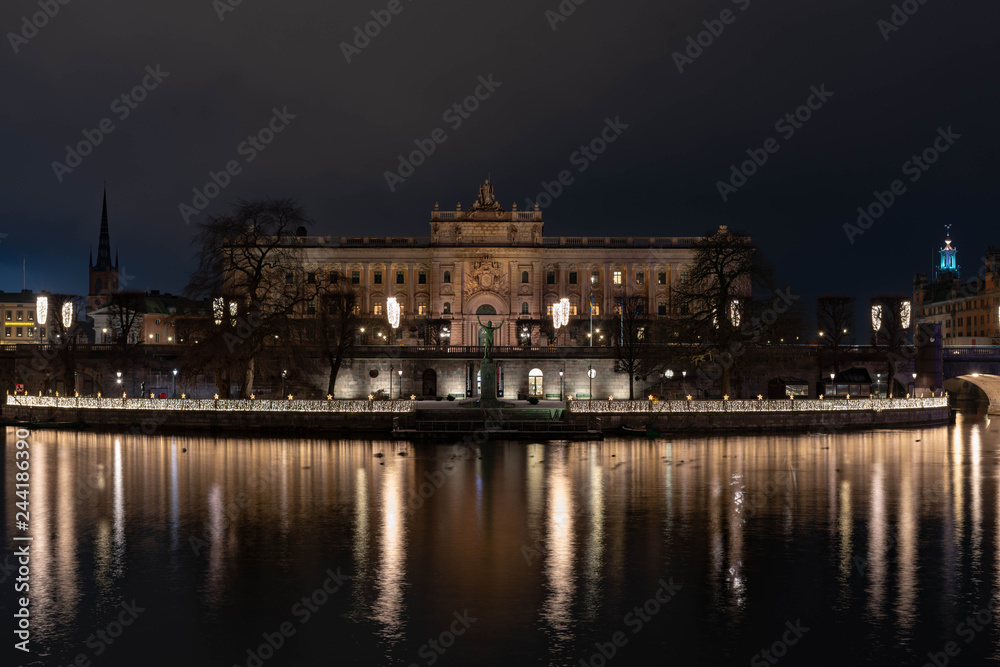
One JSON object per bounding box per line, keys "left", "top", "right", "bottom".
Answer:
{"left": 938, "top": 225, "right": 958, "bottom": 279}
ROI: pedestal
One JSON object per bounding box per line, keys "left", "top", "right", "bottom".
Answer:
{"left": 474, "top": 358, "right": 512, "bottom": 409}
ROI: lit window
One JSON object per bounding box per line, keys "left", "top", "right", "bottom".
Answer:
{"left": 613, "top": 271, "right": 622, "bottom": 285}
{"left": 443, "top": 302, "right": 451, "bottom": 315}
{"left": 658, "top": 271, "right": 666, "bottom": 285}
{"left": 4, "top": 327, "right": 9, "bottom": 337}
{"left": 374, "top": 304, "right": 383, "bottom": 315}
{"left": 570, "top": 305, "right": 578, "bottom": 315}
{"left": 27, "top": 328, "right": 33, "bottom": 338}
{"left": 592, "top": 304, "right": 600, "bottom": 316}
{"left": 636, "top": 272, "right": 643, "bottom": 285}
{"left": 591, "top": 271, "right": 600, "bottom": 284}
{"left": 16, "top": 311, "right": 23, "bottom": 321}
{"left": 28, "top": 311, "right": 34, "bottom": 321}
{"left": 16, "top": 328, "right": 23, "bottom": 337}
{"left": 418, "top": 305, "right": 427, "bottom": 315}
{"left": 4, "top": 311, "right": 10, "bottom": 321}
{"left": 546, "top": 304, "right": 553, "bottom": 316}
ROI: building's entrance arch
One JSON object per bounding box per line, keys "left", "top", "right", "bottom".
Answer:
{"left": 422, "top": 369, "right": 437, "bottom": 396}
{"left": 528, "top": 368, "right": 543, "bottom": 397}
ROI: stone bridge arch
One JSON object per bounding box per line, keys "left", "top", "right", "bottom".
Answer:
{"left": 943, "top": 374, "right": 1000, "bottom": 414}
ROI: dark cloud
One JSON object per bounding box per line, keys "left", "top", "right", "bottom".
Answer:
{"left": 1, "top": 0, "right": 996, "bottom": 325}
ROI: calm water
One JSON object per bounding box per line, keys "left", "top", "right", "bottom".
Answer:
{"left": 4, "top": 414, "right": 1000, "bottom": 666}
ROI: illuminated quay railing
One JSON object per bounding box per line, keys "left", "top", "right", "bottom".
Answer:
{"left": 6, "top": 395, "right": 415, "bottom": 413}
{"left": 568, "top": 396, "right": 948, "bottom": 414}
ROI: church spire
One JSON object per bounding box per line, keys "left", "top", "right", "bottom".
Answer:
{"left": 938, "top": 224, "right": 959, "bottom": 278}
{"left": 94, "top": 187, "right": 113, "bottom": 270}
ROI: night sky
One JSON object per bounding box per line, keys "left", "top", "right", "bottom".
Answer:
{"left": 1, "top": 0, "right": 996, "bottom": 326}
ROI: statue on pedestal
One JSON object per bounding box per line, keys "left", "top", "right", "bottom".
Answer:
{"left": 476, "top": 316, "right": 504, "bottom": 361}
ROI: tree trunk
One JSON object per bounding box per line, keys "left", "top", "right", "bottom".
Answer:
{"left": 241, "top": 356, "right": 255, "bottom": 399}
{"left": 327, "top": 349, "right": 344, "bottom": 398}
{"left": 721, "top": 366, "right": 731, "bottom": 398}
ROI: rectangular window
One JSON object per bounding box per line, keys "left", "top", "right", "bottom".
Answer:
{"left": 418, "top": 305, "right": 427, "bottom": 315}
{"left": 547, "top": 271, "right": 555, "bottom": 285}
{"left": 154, "top": 333, "right": 160, "bottom": 343}
{"left": 307, "top": 301, "right": 316, "bottom": 315}
{"left": 418, "top": 272, "right": 427, "bottom": 284}
{"left": 591, "top": 304, "right": 600, "bottom": 316}
{"left": 658, "top": 304, "right": 667, "bottom": 316}
{"left": 4, "top": 327, "right": 9, "bottom": 337}
{"left": 373, "top": 271, "right": 382, "bottom": 285}
{"left": 16, "top": 328, "right": 23, "bottom": 337}
{"left": 613, "top": 271, "right": 622, "bottom": 285}
{"left": 635, "top": 272, "right": 643, "bottom": 285}
{"left": 569, "top": 272, "right": 578, "bottom": 284}
{"left": 307, "top": 272, "right": 316, "bottom": 284}
{"left": 374, "top": 304, "right": 383, "bottom": 315}
{"left": 40, "top": 328, "right": 45, "bottom": 339}
{"left": 351, "top": 270, "right": 360, "bottom": 284}
{"left": 546, "top": 305, "right": 553, "bottom": 316}
{"left": 570, "top": 305, "right": 578, "bottom": 315}
{"left": 591, "top": 271, "right": 600, "bottom": 284}
{"left": 28, "top": 311, "right": 34, "bottom": 321}
{"left": 658, "top": 271, "right": 666, "bottom": 285}
{"left": 443, "top": 271, "right": 451, "bottom": 283}
{"left": 396, "top": 271, "right": 405, "bottom": 284}
{"left": 27, "top": 327, "right": 33, "bottom": 338}
{"left": 4, "top": 311, "right": 10, "bottom": 321}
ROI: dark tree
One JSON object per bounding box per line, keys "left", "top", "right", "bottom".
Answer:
{"left": 670, "top": 226, "right": 771, "bottom": 397}
{"left": 311, "top": 272, "right": 360, "bottom": 397}
{"left": 614, "top": 296, "right": 655, "bottom": 400}
{"left": 817, "top": 296, "right": 856, "bottom": 375}
{"left": 870, "top": 296, "right": 910, "bottom": 398}
{"left": 185, "top": 199, "right": 320, "bottom": 398}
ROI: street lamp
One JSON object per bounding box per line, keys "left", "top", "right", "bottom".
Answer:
{"left": 172, "top": 368, "right": 178, "bottom": 397}
{"left": 876, "top": 372, "right": 882, "bottom": 399}
{"left": 912, "top": 371, "right": 918, "bottom": 397}
{"left": 390, "top": 364, "right": 394, "bottom": 398}
{"left": 281, "top": 369, "right": 287, "bottom": 397}
{"left": 398, "top": 368, "right": 403, "bottom": 399}
{"left": 587, "top": 365, "right": 596, "bottom": 404}
{"left": 830, "top": 372, "right": 835, "bottom": 397}
{"left": 116, "top": 371, "right": 122, "bottom": 385}
{"left": 559, "top": 369, "right": 564, "bottom": 401}
{"left": 663, "top": 369, "right": 674, "bottom": 397}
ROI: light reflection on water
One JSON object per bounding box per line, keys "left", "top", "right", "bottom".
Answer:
{"left": 5, "top": 414, "right": 1000, "bottom": 665}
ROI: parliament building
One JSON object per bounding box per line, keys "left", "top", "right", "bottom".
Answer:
{"left": 282, "top": 181, "right": 703, "bottom": 347}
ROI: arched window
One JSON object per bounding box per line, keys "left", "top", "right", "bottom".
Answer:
{"left": 528, "top": 368, "right": 543, "bottom": 397}
{"left": 521, "top": 302, "right": 529, "bottom": 315}
{"left": 443, "top": 302, "right": 451, "bottom": 315}
{"left": 443, "top": 271, "right": 451, "bottom": 283}
{"left": 521, "top": 271, "right": 529, "bottom": 283}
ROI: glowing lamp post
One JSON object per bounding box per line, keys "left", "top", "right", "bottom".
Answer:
{"left": 587, "top": 366, "right": 596, "bottom": 404}
{"left": 398, "top": 368, "right": 403, "bottom": 399}
{"left": 172, "top": 369, "right": 178, "bottom": 397}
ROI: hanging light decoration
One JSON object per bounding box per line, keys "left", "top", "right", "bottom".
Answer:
{"left": 36, "top": 296, "right": 48, "bottom": 325}
{"left": 61, "top": 301, "right": 74, "bottom": 329}
{"left": 213, "top": 297, "right": 224, "bottom": 325}
{"left": 387, "top": 297, "right": 400, "bottom": 329}
{"left": 900, "top": 300, "right": 911, "bottom": 329}
{"left": 552, "top": 298, "right": 570, "bottom": 329}
{"left": 871, "top": 304, "right": 883, "bottom": 332}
